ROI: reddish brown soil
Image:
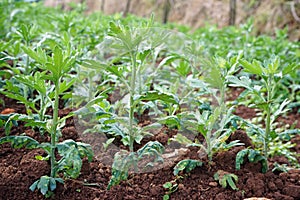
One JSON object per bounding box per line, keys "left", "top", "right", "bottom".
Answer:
{"left": 0, "top": 93, "right": 300, "bottom": 200}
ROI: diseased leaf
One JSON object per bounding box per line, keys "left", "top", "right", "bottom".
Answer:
{"left": 37, "top": 176, "right": 50, "bottom": 195}
{"left": 235, "top": 149, "right": 248, "bottom": 170}
{"left": 170, "top": 133, "right": 193, "bottom": 146}
{"left": 173, "top": 159, "right": 202, "bottom": 176}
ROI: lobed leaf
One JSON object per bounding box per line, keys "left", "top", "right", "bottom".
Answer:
{"left": 239, "top": 59, "right": 263, "bottom": 76}
{"left": 173, "top": 159, "right": 203, "bottom": 176}
{"left": 235, "top": 149, "right": 248, "bottom": 170}
{"left": 138, "top": 91, "right": 179, "bottom": 104}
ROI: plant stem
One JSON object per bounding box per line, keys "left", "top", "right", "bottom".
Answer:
{"left": 219, "top": 85, "right": 226, "bottom": 115}
{"left": 88, "top": 73, "right": 93, "bottom": 101}
{"left": 264, "top": 105, "right": 271, "bottom": 159}
{"left": 39, "top": 93, "right": 45, "bottom": 135}
{"left": 50, "top": 80, "right": 60, "bottom": 178}
{"left": 264, "top": 75, "right": 272, "bottom": 170}
{"left": 129, "top": 52, "right": 137, "bottom": 152}
{"left": 24, "top": 40, "right": 31, "bottom": 116}
{"left": 207, "top": 137, "right": 212, "bottom": 162}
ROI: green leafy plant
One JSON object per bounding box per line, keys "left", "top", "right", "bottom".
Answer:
{"left": 163, "top": 180, "right": 179, "bottom": 200}
{"left": 0, "top": 136, "right": 93, "bottom": 197}
{"left": 80, "top": 17, "right": 180, "bottom": 189}
{"left": 172, "top": 56, "right": 244, "bottom": 163}
{"left": 182, "top": 107, "right": 243, "bottom": 162}
{"left": 229, "top": 56, "right": 300, "bottom": 171}
{"left": 213, "top": 170, "right": 239, "bottom": 190}
{"left": 0, "top": 71, "right": 54, "bottom": 134}
{"left": 268, "top": 136, "right": 299, "bottom": 167}
{"left": 0, "top": 45, "right": 93, "bottom": 197}
{"left": 98, "top": 17, "right": 174, "bottom": 150}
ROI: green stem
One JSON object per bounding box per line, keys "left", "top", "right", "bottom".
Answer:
{"left": 50, "top": 80, "right": 60, "bottom": 178}
{"left": 39, "top": 94, "right": 44, "bottom": 121}
{"left": 39, "top": 93, "right": 45, "bottom": 135}
{"left": 207, "top": 135, "right": 212, "bottom": 162}
{"left": 264, "top": 75, "right": 272, "bottom": 171}
{"left": 23, "top": 86, "right": 30, "bottom": 116}
{"left": 219, "top": 85, "right": 226, "bottom": 115}
{"left": 265, "top": 105, "right": 271, "bottom": 159}
{"left": 24, "top": 39, "right": 31, "bottom": 116}
{"left": 137, "top": 65, "right": 142, "bottom": 95}
{"left": 88, "top": 73, "right": 93, "bottom": 101}
{"left": 129, "top": 52, "right": 137, "bottom": 152}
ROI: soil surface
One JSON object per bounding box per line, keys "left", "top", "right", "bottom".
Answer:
{"left": 0, "top": 90, "right": 300, "bottom": 200}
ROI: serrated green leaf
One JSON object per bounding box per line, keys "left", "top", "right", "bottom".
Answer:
{"left": 137, "top": 49, "right": 151, "bottom": 63}
{"left": 282, "top": 63, "right": 300, "bottom": 75}
{"left": 22, "top": 46, "right": 46, "bottom": 64}
{"left": 53, "top": 46, "right": 63, "bottom": 71}
{"left": 248, "top": 149, "right": 259, "bottom": 162}
{"left": 227, "top": 75, "right": 253, "bottom": 91}
{"left": 213, "top": 172, "right": 219, "bottom": 180}
{"left": 103, "top": 138, "right": 115, "bottom": 150}
{"left": 59, "top": 79, "right": 76, "bottom": 94}
{"left": 239, "top": 59, "right": 263, "bottom": 76}
{"left": 139, "top": 91, "right": 179, "bottom": 104}
{"left": 81, "top": 59, "right": 108, "bottom": 70}
{"left": 109, "top": 21, "right": 122, "bottom": 34}
{"left": 204, "top": 66, "right": 223, "bottom": 89}
{"left": 268, "top": 57, "right": 279, "bottom": 74}
{"left": 157, "top": 55, "right": 181, "bottom": 69}
{"left": 176, "top": 60, "right": 190, "bottom": 77}
{"left": 235, "top": 149, "right": 248, "bottom": 170}
{"left": 171, "top": 133, "right": 193, "bottom": 146}
{"left": 226, "top": 175, "right": 238, "bottom": 190}
{"left": 35, "top": 155, "right": 44, "bottom": 160}
{"left": 158, "top": 116, "right": 180, "bottom": 128}
{"left": 0, "top": 135, "right": 40, "bottom": 149}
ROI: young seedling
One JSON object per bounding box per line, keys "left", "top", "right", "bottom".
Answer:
{"left": 213, "top": 170, "right": 239, "bottom": 191}
{"left": 163, "top": 180, "right": 179, "bottom": 200}
{"left": 162, "top": 159, "right": 202, "bottom": 200}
